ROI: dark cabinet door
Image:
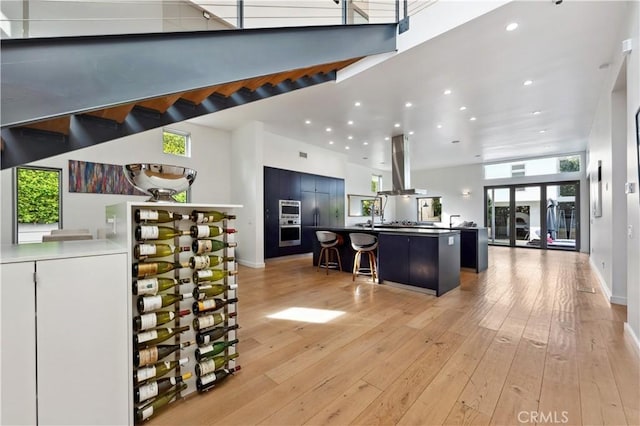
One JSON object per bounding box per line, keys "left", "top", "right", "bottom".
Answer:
{"left": 315, "top": 192, "right": 330, "bottom": 227}
{"left": 408, "top": 236, "right": 438, "bottom": 290}
{"left": 300, "top": 191, "right": 317, "bottom": 253}
{"left": 300, "top": 173, "right": 316, "bottom": 193}
{"left": 315, "top": 176, "right": 331, "bottom": 194}
{"left": 279, "top": 169, "right": 300, "bottom": 200}
{"left": 264, "top": 167, "right": 280, "bottom": 258}
{"left": 378, "top": 234, "right": 410, "bottom": 284}
{"left": 329, "top": 179, "right": 345, "bottom": 227}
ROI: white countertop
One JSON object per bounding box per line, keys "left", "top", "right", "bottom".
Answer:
{"left": 1, "top": 239, "right": 127, "bottom": 264}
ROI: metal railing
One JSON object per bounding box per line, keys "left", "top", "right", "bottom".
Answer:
{"left": 0, "top": 0, "right": 436, "bottom": 39}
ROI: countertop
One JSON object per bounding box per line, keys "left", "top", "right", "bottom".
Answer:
{"left": 1, "top": 239, "right": 127, "bottom": 264}
{"left": 313, "top": 226, "right": 460, "bottom": 237}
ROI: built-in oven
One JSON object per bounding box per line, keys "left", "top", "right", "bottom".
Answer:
{"left": 279, "top": 200, "right": 301, "bottom": 247}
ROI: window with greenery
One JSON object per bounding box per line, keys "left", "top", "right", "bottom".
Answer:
{"left": 484, "top": 155, "right": 581, "bottom": 180}
{"left": 371, "top": 174, "right": 382, "bottom": 193}
{"left": 163, "top": 129, "right": 190, "bottom": 157}
{"left": 163, "top": 129, "right": 191, "bottom": 202}
{"left": 559, "top": 157, "right": 580, "bottom": 196}
{"left": 16, "top": 167, "right": 62, "bottom": 244}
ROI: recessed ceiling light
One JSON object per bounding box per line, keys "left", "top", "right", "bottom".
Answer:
{"left": 329, "top": 140, "right": 334, "bottom": 144}
{"left": 326, "top": 127, "right": 332, "bottom": 132}
{"left": 348, "top": 135, "right": 353, "bottom": 140}
{"left": 523, "top": 80, "right": 533, "bottom": 86}
{"left": 394, "top": 123, "right": 401, "bottom": 128}
{"left": 354, "top": 101, "right": 361, "bottom": 107}
{"left": 347, "top": 120, "right": 354, "bottom": 125}
{"left": 532, "top": 111, "right": 541, "bottom": 115}
{"left": 451, "top": 140, "right": 460, "bottom": 144}
{"left": 405, "top": 102, "right": 413, "bottom": 108}
{"left": 506, "top": 22, "right": 518, "bottom": 31}
{"left": 459, "top": 106, "right": 467, "bottom": 111}
{"left": 539, "top": 129, "right": 547, "bottom": 134}
{"left": 384, "top": 137, "right": 390, "bottom": 140}
{"left": 444, "top": 89, "right": 452, "bottom": 95}
{"left": 363, "top": 141, "right": 369, "bottom": 145}
{"left": 345, "top": 146, "right": 350, "bottom": 150}
{"left": 437, "top": 124, "right": 443, "bottom": 129}
{"left": 409, "top": 131, "right": 414, "bottom": 135}
{"left": 470, "top": 117, "right": 477, "bottom": 121}
{"left": 305, "top": 119, "right": 311, "bottom": 124}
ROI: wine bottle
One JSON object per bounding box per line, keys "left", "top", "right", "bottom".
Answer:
{"left": 192, "top": 240, "right": 238, "bottom": 255}
{"left": 133, "top": 260, "right": 190, "bottom": 278}
{"left": 193, "top": 283, "right": 238, "bottom": 300}
{"left": 135, "top": 382, "right": 188, "bottom": 422}
{"left": 135, "top": 325, "right": 190, "bottom": 347}
{"left": 137, "top": 293, "right": 193, "bottom": 314}
{"left": 134, "top": 342, "right": 192, "bottom": 368}
{"left": 135, "top": 225, "right": 189, "bottom": 241}
{"left": 189, "top": 255, "right": 235, "bottom": 270}
{"left": 134, "top": 243, "right": 191, "bottom": 260}
{"left": 195, "top": 339, "right": 239, "bottom": 362}
{"left": 196, "top": 366, "right": 241, "bottom": 392}
{"left": 134, "top": 357, "right": 188, "bottom": 384}
{"left": 135, "top": 209, "right": 190, "bottom": 224}
{"left": 196, "top": 324, "right": 239, "bottom": 345}
{"left": 190, "top": 210, "right": 236, "bottom": 223}
{"left": 189, "top": 225, "right": 237, "bottom": 239}
{"left": 135, "top": 372, "right": 192, "bottom": 404}
{"left": 195, "top": 353, "right": 239, "bottom": 376}
{"left": 133, "top": 277, "right": 190, "bottom": 296}
{"left": 193, "top": 312, "right": 237, "bottom": 331}
{"left": 192, "top": 269, "right": 238, "bottom": 285}
{"left": 192, "top": 297, "right": 238, "bottom": 315}
{"left": 134, "top": 309, "right": 190, "bottom": 331}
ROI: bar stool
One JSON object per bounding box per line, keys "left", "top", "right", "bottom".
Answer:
{"left": 349, "top": 233, "right": 378, "bottom": 282}
{"left": 316, "top": 231, "right": 343, "bottom": 275}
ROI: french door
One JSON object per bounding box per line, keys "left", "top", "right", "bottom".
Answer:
{"left": 485, "top": 181, "right": 579, "bottom": 251}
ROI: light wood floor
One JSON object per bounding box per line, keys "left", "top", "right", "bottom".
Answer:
{"left": 149, "top": 247, "right": 639, "bottom": 426}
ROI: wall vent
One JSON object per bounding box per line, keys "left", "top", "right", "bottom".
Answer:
{"left": 299, "top": 152, "right": 308, "bottom": 159}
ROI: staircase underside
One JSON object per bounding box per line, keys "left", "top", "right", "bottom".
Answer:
{"left": 1, "top": 24, "right": 396, "bottom": 169}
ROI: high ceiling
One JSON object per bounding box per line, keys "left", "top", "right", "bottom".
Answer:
{"left": 189, "top": 1, "right": 627, "bottom": 172}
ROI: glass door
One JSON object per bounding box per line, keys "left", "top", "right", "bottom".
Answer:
{"left": 486, "top": 187, "right": 510, "bottom": 245}
{"left": 545, "top": 183, "right": 578, "bottom": 250}
{"left": 485, "top": 181, "right": 579, "bottom": 251}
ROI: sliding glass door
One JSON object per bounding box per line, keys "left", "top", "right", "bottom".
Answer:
{"left": 485, "top": 181, "right": 579, "bottom": 251}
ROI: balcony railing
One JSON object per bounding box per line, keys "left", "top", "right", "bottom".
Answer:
{"left": 0, "top": 0, "right": 436, "bottom": 39}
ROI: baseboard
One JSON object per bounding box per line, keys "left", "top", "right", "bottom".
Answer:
{"left": 610, "top": 295, "right": 628, "bottom": 305}
{"left": 624, "top": 322, "right": 640, "bottom": 355}
{"left": 236, "top": 259, "right": 266, "bottom": 269}
{"left": 590, "top": 257, "right": 612, "bottom": 304}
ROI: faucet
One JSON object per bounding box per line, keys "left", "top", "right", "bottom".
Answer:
{"left": 371, "top": 203, "right": 376, "bottom": 229}
{"left": 449, "top": 214, "right": 461, "bottom": 229}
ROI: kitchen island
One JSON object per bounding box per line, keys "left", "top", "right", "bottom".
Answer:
{"left": 311, "top": 226, "right": 460, "bottom": 296}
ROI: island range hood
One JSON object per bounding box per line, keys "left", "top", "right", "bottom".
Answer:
{"left": 377, "top": 134, "right": 427, "bottom": 196}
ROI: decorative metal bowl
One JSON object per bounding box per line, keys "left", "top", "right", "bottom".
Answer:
{"left": 123, "top": 163, "right": 197, "bottom": 202}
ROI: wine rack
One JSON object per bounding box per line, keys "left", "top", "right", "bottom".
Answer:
{"left": 107, "top": 202, "right": 241, "bottom": 424}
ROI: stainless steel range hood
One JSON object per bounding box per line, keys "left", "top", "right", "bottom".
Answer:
{"left": 377, "top": 134, "right": 427, "bottom": 196}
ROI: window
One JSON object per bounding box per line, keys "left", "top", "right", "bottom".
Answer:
{"left": 163, "top": 129, "right": 190, "bottom": 157}
{"left": 15, "top": 166, "right": 62, "bottom": 244}
{"left": 484, "top": 155, "right": 581, "bottom": 180}
{"left": 371, "top": 174, "right": 382, "bottom": 193}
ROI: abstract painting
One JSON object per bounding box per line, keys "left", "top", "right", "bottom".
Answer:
{"left": 69, "top": 160, "right": 146, "bottom": 195}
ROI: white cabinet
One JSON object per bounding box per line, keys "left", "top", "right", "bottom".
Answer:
{"left": 1, "top": 242, "right": 129, "bottom": 425}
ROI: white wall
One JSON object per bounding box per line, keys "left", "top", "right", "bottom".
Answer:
{"left": 588, "top": 0, "right": 640, "bottom": 343}
{"left": 407, "top": 164, "right": 485, "bottom": 227}
{"left": 230, "top": 122, "right": 264, "bottom": 268}
{"left": 0, "top": 123, "right": 232, "bottom": 244}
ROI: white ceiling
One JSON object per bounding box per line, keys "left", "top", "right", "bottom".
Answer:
{"left": 188, "top": 1, "right": 627, "bottom": 172}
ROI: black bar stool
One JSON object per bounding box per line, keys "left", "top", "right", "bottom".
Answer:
{"left": 315, "top": 231, "right": 343, "bottom": 274}
{"left": 349, "top": 233, "right": 378, "bottom": 282}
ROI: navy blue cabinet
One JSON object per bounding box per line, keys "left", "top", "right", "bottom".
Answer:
{"left": 264, "top": 167, "right": 344, "bottom": 258}
{"left": 377, "top": 234, "right": 410, "bottom": 284}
